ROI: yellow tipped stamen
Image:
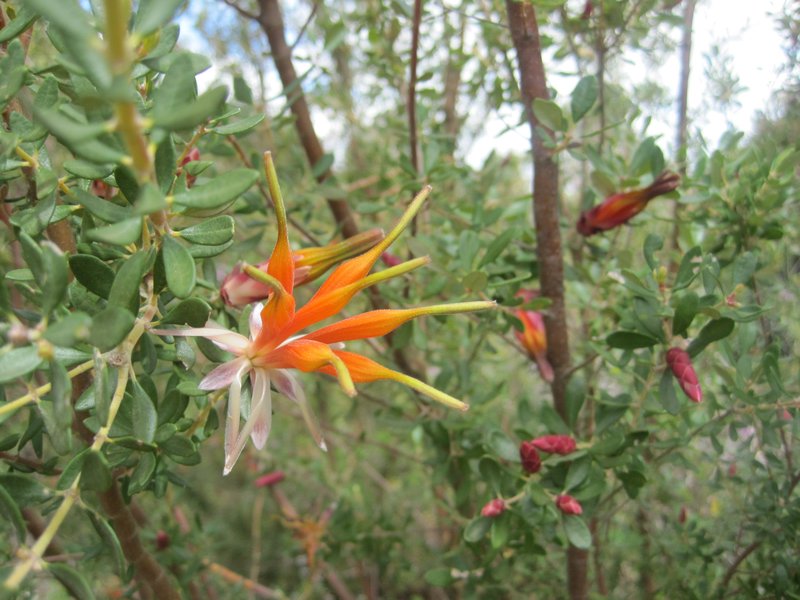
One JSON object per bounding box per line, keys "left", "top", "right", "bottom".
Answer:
{"left": 408, "top": 300, "right": 496, "bottom": 318}
{"left": 243, "top": 264, "right": 288, "bottom": 297}
{"left": 328, "top": 354, "right": 356, "bottom": 397}
{"left": 391, "top": 371, "right": 469, "bottom": 412}
{"left": 368, "top": 186, "right": 431, "bottom": 259}
{"left": 263, "top": 152, "right": 288, "bottom": 236}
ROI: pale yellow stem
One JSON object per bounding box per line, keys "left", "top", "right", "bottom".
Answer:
{"left": 0, "top": 360, "right": 94, "bottom": 418}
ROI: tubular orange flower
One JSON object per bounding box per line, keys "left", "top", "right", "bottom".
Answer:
{"left": 576, "top": 171, "right": 680, "bottom": 236}
{"left": 153, "top": 152, "right": 494, "bottom": 475}
{"left": 221, "top": 229, "right": 385, "bottom": 307}
{"left": 514, "top": 290, "right": 553, "bottom": 383}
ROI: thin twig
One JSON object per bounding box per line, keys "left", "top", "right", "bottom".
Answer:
{"left": 289, "top": 1, "right": 319, "bottom": 52}
{"left": 408, "top": 0, "right": 423, "bottom": 232}
{"left": 221, "top": 0, "right": 260, "bottom": 22}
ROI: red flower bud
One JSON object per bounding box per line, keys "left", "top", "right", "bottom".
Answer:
{"left": 530, "top": 434, "right": 577, "bottom": 455}
{"left": 519, "top": 441, "right": 542, "bottom": 474}
{"left": 179, "top": 147, "right": 201, "bottom": 187}
{"left": 678, "top": 506, "right": 687, "bottom": 524}
{"left": 480, "top": 498, "right": 506, "bottom": 518}
{"left": 581, "top": 1, "right": 593, "bottom": 19}
{"left": 255, "top": 470, "right": 286, "bottom": 488}
{"left": 381, "top": 252, "right": 403, "bottom": 267}
{"left": 155, "top": 530, "right": 170, "bottom": 551}
{"left": 577, "top": 171, "right": 680, "bottom": 236}
{"left": 514, "top": 290, "right": 554, "bottom": 382}
{"left": 555, "top": 495, "right": 582, "bottom": 515}
{"left": 91, "top": 179, "right": 116, "bottom": 199}
{"left": 666, "top": 348, "right": 702, "bottom": 403}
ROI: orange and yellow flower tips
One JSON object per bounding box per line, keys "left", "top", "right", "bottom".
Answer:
{"left": 221, "top": 229, "right": 384, "bottom": 307}
{"left": 576, "top": 171, "right": 680, "bottom": 236}
{"left": 514, "top": 290, "right": 553, "bottom": 383}
{"left": 152, "top": 152, "right": 494, "bottom": 475}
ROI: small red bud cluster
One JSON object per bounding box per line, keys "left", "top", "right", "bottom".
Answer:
{"left": 555, "top": 495, "right": 582, "bottom": 515}
{"left": 480, "top": 498, "right": 506, "bottom": 518}
{"left": 528, "top": 434, "right": 577, "bottom": 455}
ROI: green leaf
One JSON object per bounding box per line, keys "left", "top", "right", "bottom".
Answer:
{"left": 424, "top": 567, "right": 453, "bottom": 587}
{"left": 130, "top": 380, "right": 157, "bottom": 443}
{"left": 86, "top": 217, "right": 143, "bottom": 246}
{"left": 490, "top": 516, "right": 510, "bottom": 549}
{"left": 570, "top": 75, "right": 598, "bottom": 122}
{"left": 171, "top": 168, "right": 258, "bottom": 215}
{"left": 114, "top": 165, "right": 140, "bottom": 203}
{"left": 73, "top": 188, "right": 132, "bottom": 222}
{"left": 674, "top": 246, "right": 702, "bottom": 290}
{"left": 57, "top": 448, "right": 89, "bottom": 490}
{"left": 487, "top": 430, "right": 520, "bottom": 462}
{"left": 0, "top": 346, "right": 42, "bottom": 383}
{"left": 176, "top": 215, "right": 235, "bottom": 246}
{"left": 311, "top": 152, "right": 335, "bottom": 178}
{"left": 533, "top": 98, "right": 565, "bottom": 131}
{"left": 687, "top": 318, "right": 735, "bottom": 357}
{"left": 24, "top": 0, "right": 90, "bottom": 39}
{"left": 732, "top": 252, "right": 757, "bottom": 286}
{"left": 44, "top": 312, "right": 92, "bottom": 346}
{"left": 606, "top": 331, "right": 659, "bottom": 350}
{"left": 565, "top": 456, "right": 590, "bottom": 491}
{"left": 69, "top": 254, "right": 115, "bottom": 298}
{"left": 18, "top": 230, "right": 44, "bottom": 280}
{"left": 563, "top": 515, "right": 592, "bottom": 550}
{"left": 154, "top": 85, "right": 228, "bottom": 131}
{"left": 63, "top": 159, "right": 114, "bottom": 180}
{"left": 463, "top": 516, "right": 492, "bottom": 543}
{"left": 0, "top": 484, "right": 26, "bottom": 542}
{"left": 134, "top": 0, "right": 184, "bottom": 36}
{"left": 87, "top": 512, "right": 126, "bottom": 577}
{"left": 89, "top": 306, "right": 136, "bottom": 352}
{"left": 128, "top": 453, "right": 157, "bottom": 494}
{"left": 48, "top": 563, "right": 96, "bottom": 600}
{"left": 233, "top": 74, "right": 253, "bottom": 104}
{"left": 41, "top": 242, "right": 69, "bottom": 315}
{"left": 643, "top": 233, "right": 663, "bottom": 270}
{"left": 135, "top": 182, "right": 168, "bottom": 214}
{"left": 162, "top": 235, "right": 196, "bottom": 298}
{"left": 81, "top": 450, "right": 112, "bottom": 492}
{"left": 0, "top": 5, "right": 38, "bottom": 43}
{"left": 154, "top": 137, "right": 177, "bottom": 193}
{"left": 108, "top": 250, "right": 152, "bottom": 315}
{"left": 672, "top": 291, "right": 699, "bottom": 336}
{"left": 658, "top": 370, "right": 680, "bottom": 415}
{"left": 479, "top": 227, "right": 516, "bottom": 267}
{"left": 161, "top": 297, "right": 212, "bottom": 327}
{"left": 49, "top": 359, "right": 73, "bottom": 429}
{"left": 211, "top": 114, "right": 266, "bottom": 135}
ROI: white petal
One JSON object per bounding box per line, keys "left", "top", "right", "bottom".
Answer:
{"left": 199, "top": 358, "right": 249, "bottom": 390}
{"left": 223, "top": 362, "right": 249, "bottom": 475}
{"left": 248, "top": 371, "right": 273, "bottom": 450}
{"left": 249, "top": 303, "right": 264, "bottom": 340}
{"left": 273, "top": 370, "right": 327, "bottom": 451}
{"left": 152, "top": 326, "right": 250, "bottom": 353}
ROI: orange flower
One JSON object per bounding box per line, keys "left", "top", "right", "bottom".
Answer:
{"left": 514, "top": 290, "right": 553, "bottom": 382}
{"left": 154, "top": 153, "right": 494, "bottom": 474}
{"left": 576, "top": 171, "right": 680, "bottom": 236}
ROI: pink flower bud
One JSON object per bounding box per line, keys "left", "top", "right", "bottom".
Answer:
{"left": 780, "top": 408, "right": 792, "bottom": 422}
{"left": 221, "top": 230, "right": 384, "bottom": 307}
{"left": 179, "top": 147, "right": 201, "bottom": 187}
{"left": 155, "top": 530, "right": 170, "bottom": 551}
{"left": 381, "top": 252, "right": 402, "bottom": 267}
{"left": 255, "top": 470, "right": 285, "bottom": 488}
{"left": 666, "top": 348, "right": 702, "bottom": 403}
{"left": 555, "top": 495, "right": 582, "bottom": 515}
{"left": 480, "top": 498, "right": 506, "bottom": 518}
{"left": 530, "top": 435, "right": 577, "bottom": 455}
{"left": 91, "top": 179, "right": 116, "bottom": 199}
{"left": 519, "top": 441, "right": 542, "bottom": 474}
{"left": 577, "top": 171, "right": 680, "bottom": 236}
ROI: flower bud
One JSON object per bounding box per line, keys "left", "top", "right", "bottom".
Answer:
{"left": 155, "top": 530, "right": 170, "bottom": 551}
{"left": 577, "top": 171, "right": 680, "bottom": 236}
{"left": 255, "top": 470, "right": 286, "bottom": 488}
{"left": 666, "top": 347, "right": 702, "bottom": 403}
{"left": 519, "top": 441, "right": 542, "bottom": 474}
{"left": 678, "top": 506, "right": 687, "bottom": 524}
{"left": 555, "top": 494, "right": 582, "bottom": 515}
{"left": 530, "top": 434, "right": 577, "bottom": 455}
{"left": 480, "top": 498, "right": 506, "bottom": 518}
{"left": 179, "top": 147, "right": 201, "bottom": 188}
{"left": 221, "top": 229, "right": 384, "bottom": 307}
{"left": 514, "top": 290, "right": 554, "bottom": 383}
{"left": 381, "top": 252, "right": 403, "bottom": 267}
{"left": 91, "top": 179, "right": 116, "bottom": 199}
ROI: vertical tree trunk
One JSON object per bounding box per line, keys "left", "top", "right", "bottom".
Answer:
{"left": 505, "top": 2, "right": 583, "bottom": 598}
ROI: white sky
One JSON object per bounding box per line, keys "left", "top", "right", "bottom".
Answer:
{"left": 182, "top": 1, "right": 789, "bottom": 167}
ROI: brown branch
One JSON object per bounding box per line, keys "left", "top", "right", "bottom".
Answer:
{"left": 98, "top": 482, "right": 182, "bottom": 600}
{"left": 505, "top": 2, "right": 581, "bottom": 599}
{"left": 719, "top": 540, "right": 761, "bottom": 595}
{"left": 221, "top": 0, "right": 260, "bottom": 22}
{"left": 408, "top": 0, "right": 423, "bottom": 179}
{"left": 257, "top": 0, "right": 358, "bottom": 237}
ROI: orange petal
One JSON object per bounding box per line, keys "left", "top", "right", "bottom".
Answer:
{"left": 263, "top": 152, "right": 295, "bottom": 294}
{"left": 260, "top": 339, "right": 354, "bottom": 396}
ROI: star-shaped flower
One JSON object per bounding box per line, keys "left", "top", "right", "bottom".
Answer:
{"left": 154, "top": 153, "right": 494, "bottom": 474}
